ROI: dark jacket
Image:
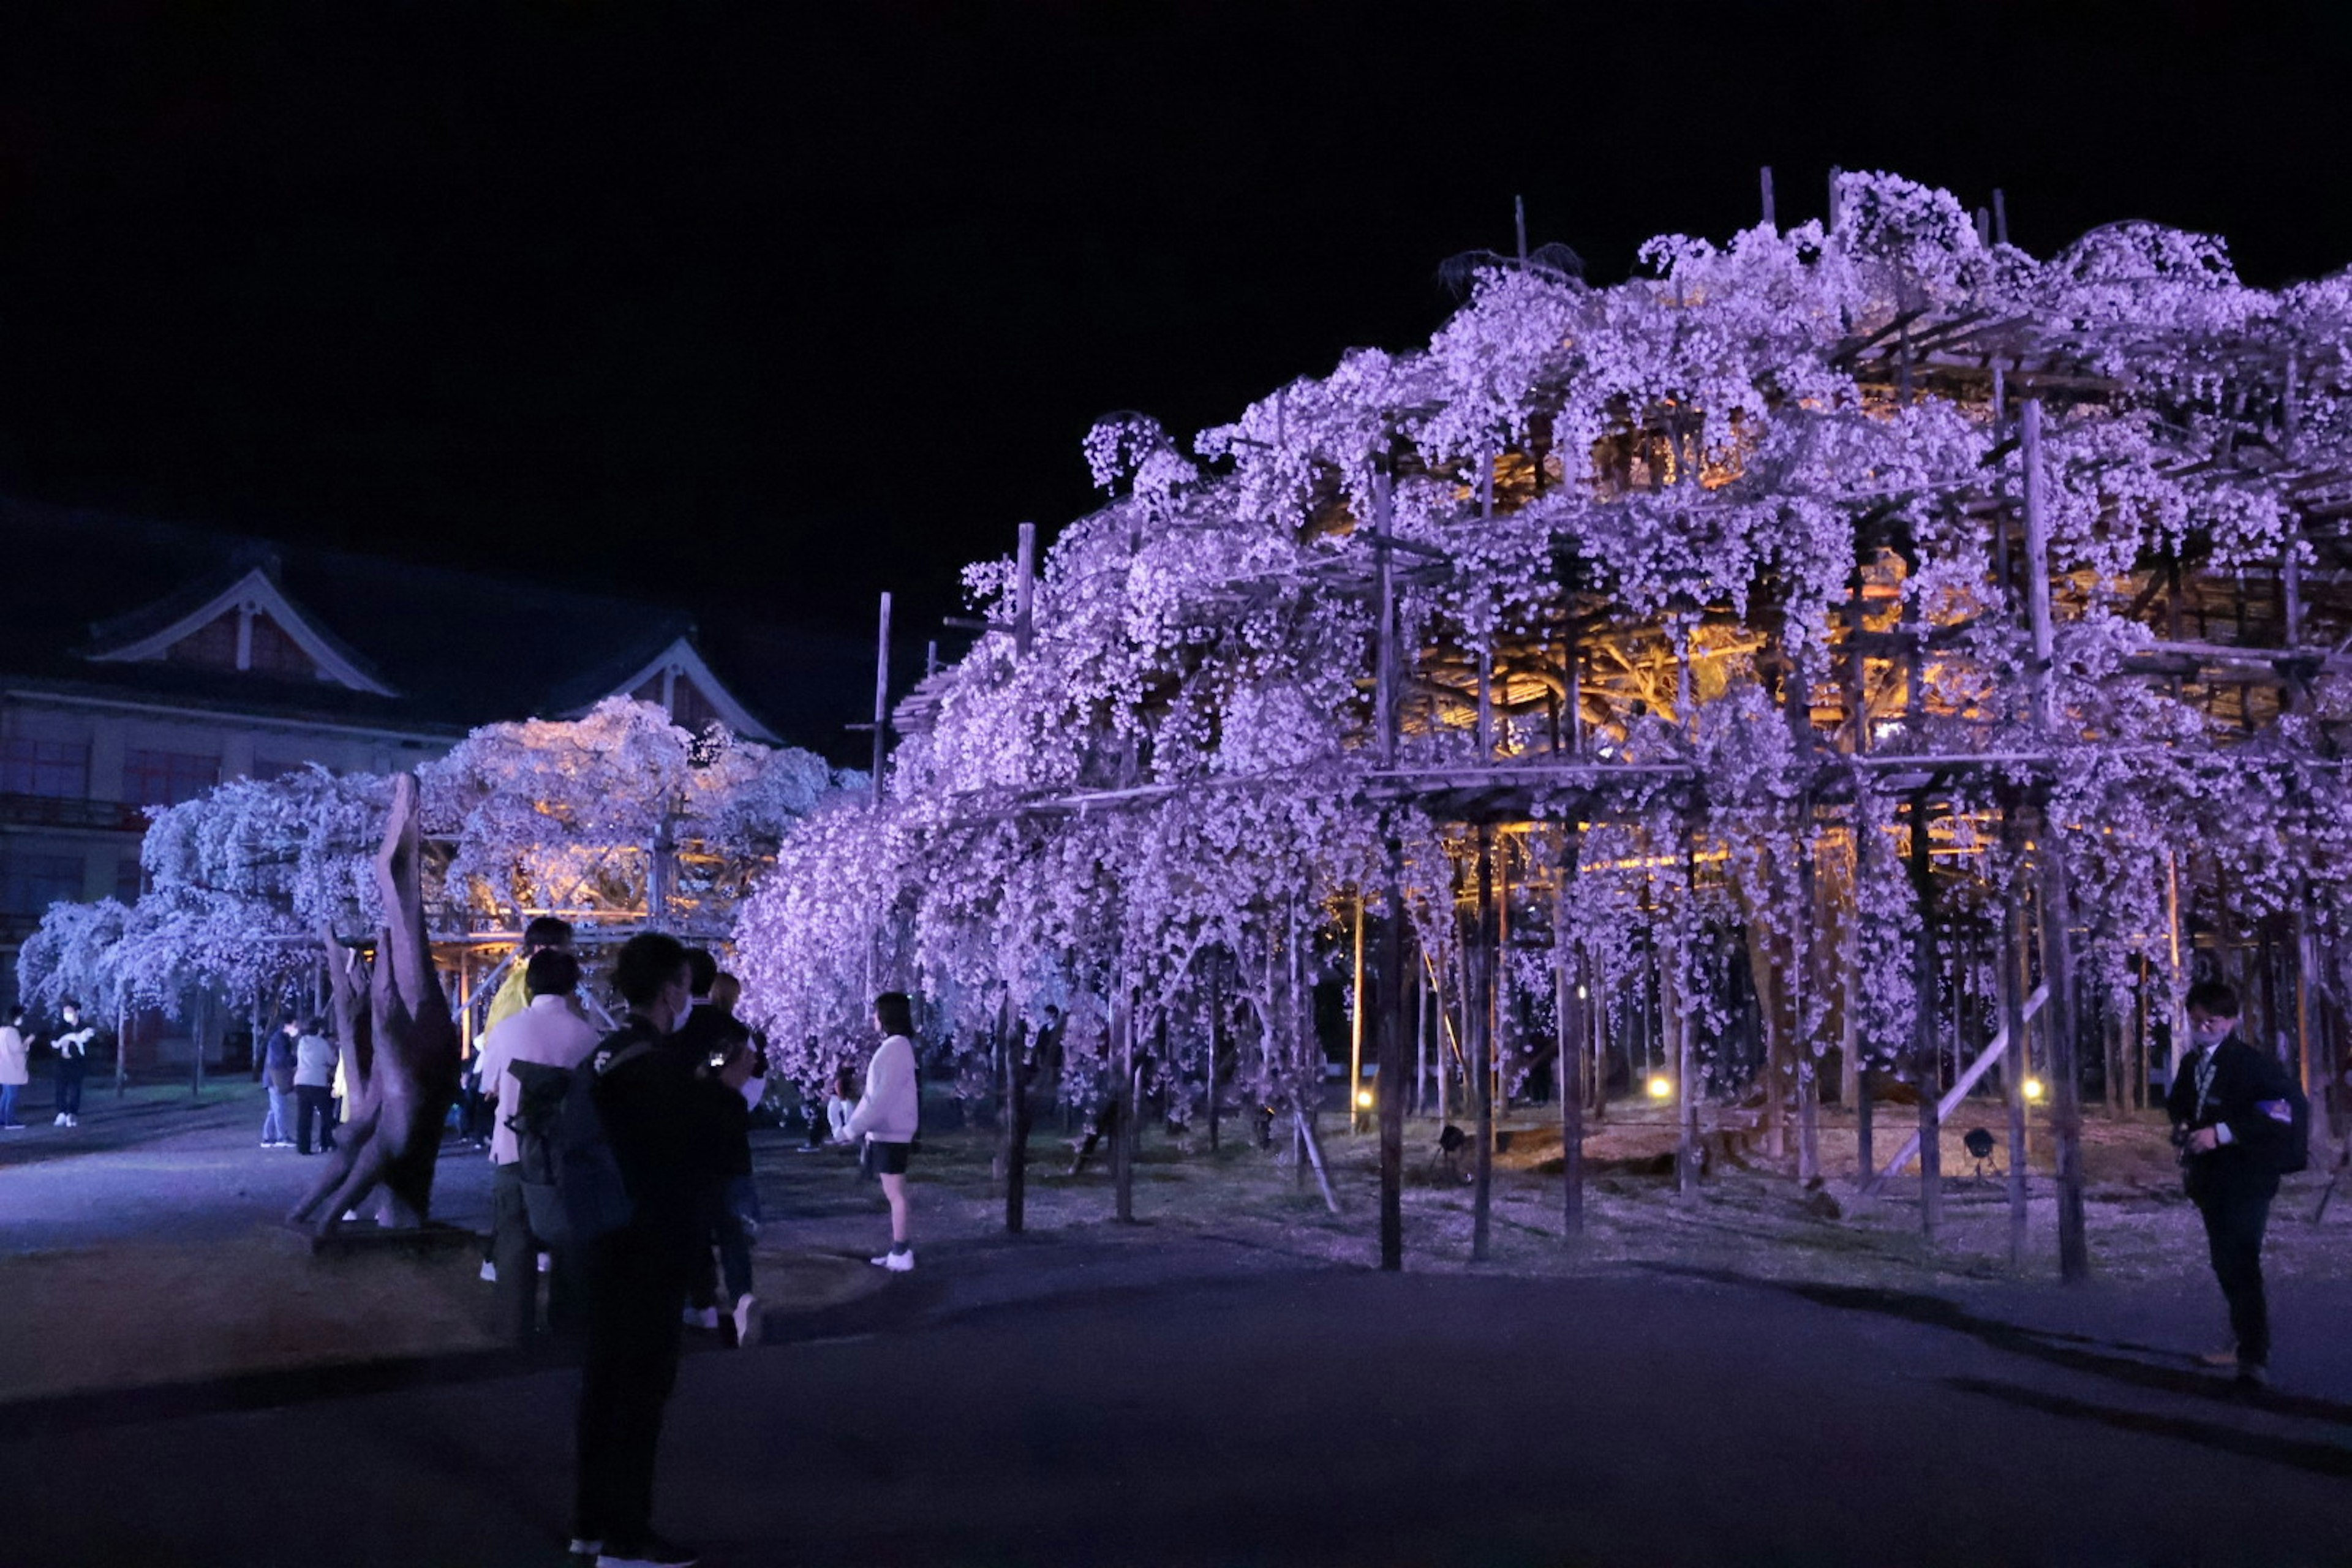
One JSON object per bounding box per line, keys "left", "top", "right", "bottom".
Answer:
{"left": 672, "top": 1003, "right": 760, "bottom": 1178}
{"left": 2166, "top": 1033, "right": 2296, "bottom": 1202}
{"left": 264, "top": 1033, "right": 298, "bottom": 1095}
{"left": 591, "top": 1017, "right": 726, "bottom": 1274}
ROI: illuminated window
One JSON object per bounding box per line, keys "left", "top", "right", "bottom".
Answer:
{"left": 124, "top": 748, "right": 219, "bottom": 807}
{"left": 246, "top": 614, "right": 316, "bottom": 679}
{"left": 167, "top": 614, "right": 241, "bottom": 669}
{"left": 0, "top": 851, "right": 85, "bottom": 916}
{"left": 1, "top": 738, "right": 90, "bottom": 798}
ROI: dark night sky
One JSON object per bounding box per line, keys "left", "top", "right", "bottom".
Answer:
{"left": 1, "top": 1, "right": 2348, "bottom": 650}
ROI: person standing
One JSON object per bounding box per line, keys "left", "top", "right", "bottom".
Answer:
{"left": 2168, "top": 979, "right": 2297, "bottom": 1388}
{"left": 570, "top": 932, "right": 741, "bottom": 1568}
{"left": 51, "top": 1000, "right": 94, "bottom": 1128}
{"left": 260, "top": 1021, "right": 298, "bottom": 1148}
{"left": 0, "top": 1008, "right": 28, "bottom": 1129}
{"left": 845, "top": 992, "right": 920, "bottom": 1273}
{"left": 475, "top": 947, "right": 601, "bottom": 1343}
{"left": 292, "top": 1019, "right": 337, "bottom": 1156}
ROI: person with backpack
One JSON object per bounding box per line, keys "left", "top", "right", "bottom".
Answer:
{"left": 2168, "top": 979, "right": 2302, "bottom": 1388}
{"left": 567, "top": 932, "right": 745, "bottom": 1568}
{"left": 475, "top": 946, "right": 600, "bottom": 1343}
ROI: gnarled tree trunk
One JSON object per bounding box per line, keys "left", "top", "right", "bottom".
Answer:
{"left": 288, "top": 773, "right": 459, "bottom": 1234}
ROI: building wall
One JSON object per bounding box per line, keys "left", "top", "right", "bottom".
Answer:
{"left": 1, "top": 692, "right": 453, "bottom": 1061}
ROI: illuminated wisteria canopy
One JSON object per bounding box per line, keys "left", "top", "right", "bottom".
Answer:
{"left": 734, "top": 170, "right": 2352, "bottom": 1270}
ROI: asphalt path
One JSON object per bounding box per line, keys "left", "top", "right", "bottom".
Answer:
{"left": 6, "top": 1250, "right": 2350, "bottom": 1568}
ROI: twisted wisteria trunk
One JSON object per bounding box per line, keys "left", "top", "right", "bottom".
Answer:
{"left": 287, "top": 773, "right": 460, "bottom": 1235}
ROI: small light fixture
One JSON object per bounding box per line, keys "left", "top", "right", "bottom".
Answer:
{"left": 2023, "top": 1077, "right": 2046, "bottom": 1102}
{"left": 1646, "top": 1074, "right": 1673, "bottom": 1101}
{"left": 1355, "top": 1088, "right": 1374, "bottom": 1110}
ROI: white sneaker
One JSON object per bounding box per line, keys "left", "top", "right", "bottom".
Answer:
{"left": 53, "top": 1113, "right": 66, "bottom": 1126}
{"left": 732, "top": 1294, "right": 760, "bottom": 1346}
{"left": 64, "top": 1115, "right": 77, "bottom": 1127}
{"left": 480, "top": 1261, "right": 497, "bottom": 1284}
{"left": 566, "top": 1539, "right": 601, "bottom": 1564}
{"left": 870, "top": 1249, "right": 915, "bottom": 1273}
{"left": 537, "top": 1251, "right": 552, "bottom": 1275}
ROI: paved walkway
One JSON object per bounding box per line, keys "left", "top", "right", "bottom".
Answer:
{"left": 6, "top": 1257, "right": 2351, "bottom": 1567}
{"left": 6, "top": 1088, "right": 2351, "bottom": 1566}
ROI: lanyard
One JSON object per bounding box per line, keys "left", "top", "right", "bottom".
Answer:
{"left": 2193, "top": 1046, "right": 2220, "bottom": 1122}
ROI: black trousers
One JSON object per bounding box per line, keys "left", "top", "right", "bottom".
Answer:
{"left": 489, "top": 1163, "right": 582, "bottom": 1341}
{"left": 573, "top": 1238, "right": 688, "bottom": 1547}
{"left": 294, "top": 1085, "right": 334, "bottom": 1154}
{"left": 54, "top": 1055, "right": 85, "bottom": 1115}
{"left": 2195, "top": 1184, "right": 2274, "bottom": 1367}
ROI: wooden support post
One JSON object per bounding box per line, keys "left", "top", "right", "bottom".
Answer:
{"left": 2021, "top": 400, "right": 2056, "bottom": 731}
{"left": 1015, "top": 522, "right": 1036, "bottom": 658}
{"left": 1112, "top": 979, "right": 1135, "bottom": 1224}
{"left": 1556, "top": 834, "right": 1586, "bottom": 1238}
{"left": 114, "top": 1000, "right": 127, "bottom": 1099}
{"left": 1349, "top": 897, "right": 1366, "bottom": 1134}
{"left": 1379, "top": 834, "right": 1409, "bottom": 1269}
{"left": 870, "top": 591, "right": 892, "bottom": 807}
{"left": 1910, "top": 797, "right": 1941, "bottom": 1238}
{"left": 1672, "top": 932, "right": 1697, "bottom": 1199}
{"left": 1205, "top": 956, "right": 1221, "bottom": 1154}
{"left": 1759, "top": 165, "right": 1776, "bottom": 230}
{"left": 1003, "top": 1005, "right": 1030, "bottom": 1235}
{"left": 1373, "top": 458, "right": 1400, "bottom": 769}
{"left": 1992, "top": 187, "right": 2010, "bottom": 247}
{"left": 2001, "top": 819, "right": 2033, "bottom": 1268}
{"left": 2037, "top": 822, "right": 2090, "bottom": 1283}
{"left": 1471, "top": 826, "right": 1496, "bottom": 1261}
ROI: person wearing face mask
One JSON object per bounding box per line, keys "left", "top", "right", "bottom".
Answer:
{"left": 2166, "top": 980, "right": 2297, "bottom": 1387}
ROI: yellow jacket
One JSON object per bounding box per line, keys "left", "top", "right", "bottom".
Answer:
{"left": 483, "top": 960, "right": 533, "bottom": 1039}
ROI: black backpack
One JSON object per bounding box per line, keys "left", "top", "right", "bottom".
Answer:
{"left": 2266, "top": 1082, "right": 2312, "bottom": 1176}
{"left": 508, "top": 1041, "right": 652, "bottom": 1248}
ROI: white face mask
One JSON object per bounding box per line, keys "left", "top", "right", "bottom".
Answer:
{"left": 2190, "top": 1016, "right": 2232, "bottom": 1050}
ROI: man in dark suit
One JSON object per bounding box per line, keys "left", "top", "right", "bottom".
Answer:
{"left": 2166, "top": 979, "right": 2297, "bottom": 1387}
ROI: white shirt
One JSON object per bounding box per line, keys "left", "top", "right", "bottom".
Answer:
{"left": 475, "top": 993, "right": 602, "bottom": 1166}
{"left": 845, "top": 1034, "right": 919, "bottom": 1144}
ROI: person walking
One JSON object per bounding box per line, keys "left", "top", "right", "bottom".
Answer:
{"left": 844, "top": 991, "right": 921, "bottom": 1273}
{"left": 570, "top": 932, "right": 742, "bottom": 1568}
{"left": 260, "top": 1021, "right": 298, "bottom": 1148}
{"left": 2168, "top": 979, "right": 2298, "bottom": 1388}
{"left": 51, "top": 1001, "right": 94, "bottom": 1127}
{"left": 673, "top": 966, "right": 763, "bottom": 1345}
{"left": 292, "top": 1019, "right": 337, "bottom": 1156}
{"left": 0, "top": 1008, "right": 28, "bottom": 1129}
{"left": 475, "top": 947, "right": 601, "bottom": 1343}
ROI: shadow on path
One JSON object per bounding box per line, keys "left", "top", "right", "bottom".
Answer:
{"left": 1947, "top": 1376, "right": 2352, "bottom": 1480}
{"left": 0, "top": 1260, "right": 946, "bottom": 1440}
{"left": 1642, "top": 1262, "right": 2352, "bottom": 1432}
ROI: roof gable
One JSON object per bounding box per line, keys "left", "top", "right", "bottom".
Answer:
{"left": 85, "top": 563, "right": 399, "bottom": 697}
{"left": 592, "top": 635, "right": 780, "bottom": 744}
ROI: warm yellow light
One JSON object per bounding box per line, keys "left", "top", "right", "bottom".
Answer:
{"left": 1355, "top": 1089, "right": 1375, "bottom": 1109}
{"left": 1646, "top": 1074, "right": 1674, "bottom": 1101}
{"left": 2023, "top": 1077, "right": 2046, "bottom": 1102}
